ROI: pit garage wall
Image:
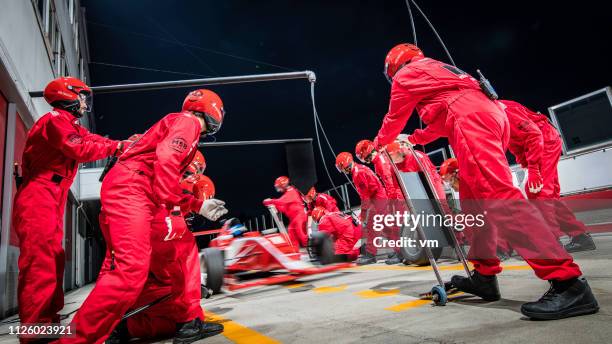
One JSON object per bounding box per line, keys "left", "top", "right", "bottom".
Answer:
{"left": 557, "top": 147, "right": 612, "bottom": 195}
{"left": 511, "top": 146, "right": 612, "bottom": 196}
{"left": 0, "top": 95, "right": 93, "bottom": 320}
{"left": 0, "top": 0, "right": 95, "bottom": 317}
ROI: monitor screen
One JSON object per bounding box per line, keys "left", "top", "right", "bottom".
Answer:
{"left": 551, "top": 89, "right": 612, "bottom": 153}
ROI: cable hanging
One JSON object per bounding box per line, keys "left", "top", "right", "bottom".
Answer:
{"left": 90, "top": 61, "right": 213, "bottom": 78}
{"left": 404, "top": 0, "right": 425, "bottom": 151}
{"left": 309, "top": 82, "right": 353, "bottom": 205}
{"left": 410, "top": 0, "right": 456, "bottom": 67}
{"left": 404, "top": 0, "right": 417, "bottom": 46}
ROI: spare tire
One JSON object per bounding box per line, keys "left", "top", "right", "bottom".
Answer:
{"left": 200, "top": 248, "right": 224, "bottom": 294}
{"left": 400, "top": 225, "right": 443, "bottom": 266}
{"left": 309, "top": 232, "right": 335, "bottom": 265}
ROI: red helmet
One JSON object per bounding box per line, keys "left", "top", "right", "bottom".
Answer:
{"left": 193, "top": 175, "right": 216, "bottom": 200}
{"left": 182, "top": 89, "right": 225, "bottom": 135}
{"left": 384, "top": 43, "right": 424, "bottom": 83}
{"left": 355, "top": 140, "right": 376, "bottom": 163}
{"left": 43, "top": 77, "right": 92, "bottom": 116}
{"left": 180, "top": 173, "right": 199, "bottom": 193}
{"left": 439, "top": 158, "right": 459, "bottom": 177}
{"left": 305, "top": 187, "right": 317, "bottom": 203}
{"left": 335, "top": 152, "right": 354, "bottom": 173}
{"left": 386, "top": 142, "right": 401, "bottom": 155}
{"left": 311, "top": 206, "right": 327, "bottom": 223}
{"left": 274, "top": 176, "right": 290, "bottom": 192}
{"left": 187, "top": 151, "right": 206, "bottom": 175}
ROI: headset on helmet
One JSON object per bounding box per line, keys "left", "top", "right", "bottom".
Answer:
{"left": 384, "top": 43, "right": 424, "bottom": 84}
{"left": 335, "top": 152, "right": 354, "bottom": 174}
{"left": 43, "top": 77, "right": 92, "bottom": 117}
{"left": 355, "top": 140, "right": 376, "bottom": 163}
{"left": 182, "top": 89, "right": 225, "bottom": 135}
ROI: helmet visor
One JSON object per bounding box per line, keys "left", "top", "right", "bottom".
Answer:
{"left": 78, "top": 92, "right": 93, "bottom": 113}
{"left": 203, "top": 108, "right": 224, "bottom": 135}
{"left": 383, "top": 63, "right": 393, "bottom": 84}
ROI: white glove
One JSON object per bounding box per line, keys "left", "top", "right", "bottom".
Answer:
{"left": 199, "top": 198, "right": 228, "bottom": 221}
{"left": 396, "top": 134, "right": 414, "bottom": 148}
{"left": 396, "top": 133, "right": 410, "bottom": 143}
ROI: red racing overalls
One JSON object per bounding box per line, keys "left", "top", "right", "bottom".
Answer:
{"left": 351, "top": 163, "right": 387, "bottom": 255}
{"left": 64, "top": 112, "right": 205, "bottom": 343}
{"left": 14, "top": 109, "right": 117, "bottom": 343}
{"left": 502, "top": 99, "right": 587, "bottom": 238}
{"left": 375, "top": 57, "right": 581, "bottom": 280}
{"left": 264, "top": 186, "right": 308, "bottom": 248}
{"left": 317, "top": 212, "right": 362, "bottom": 260}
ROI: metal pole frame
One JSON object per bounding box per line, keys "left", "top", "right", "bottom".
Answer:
{"left": 198, "top": 138, "right": 312, "bottom": 148}
{"left": 29, "top": 71, "right": 317, "bottom": 97}
{"left": 0, "top": 103, "right": 17, "bottom": 316}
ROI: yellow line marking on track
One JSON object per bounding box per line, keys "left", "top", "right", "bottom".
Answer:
{"left": 385, "top": 292, "right": 465, "bottom": 312}
{"left": 385, "top": 299, "right": 431, "bottom": 312}
{"left": 206, "top": 310, "right": 281, "bottom": 344}
{"left": 502, "top": 265, "right": 532, "bottom": 271}
{"left": 346, "top": 264, "right": 465, "bottom": 271}
{"left": 355, "top": 288, "right": 400, "bottom": 298}
{"left": 345, "top": 263, "right": 530, "bottom": 272}
{"left": 284, "top": 283, "right": 306, "bottom": 289}
{"left": 313, "top": 284, "right": 348, "bottom": 293}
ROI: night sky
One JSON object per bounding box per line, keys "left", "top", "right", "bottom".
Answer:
{"left": 82, "top": 0, "right": 611, "bottom": 220}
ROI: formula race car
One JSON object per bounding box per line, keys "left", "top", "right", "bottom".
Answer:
{"left": 199, "top": 207, "right": 353, "bottom": 293}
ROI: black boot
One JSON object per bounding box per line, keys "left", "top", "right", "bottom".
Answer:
{"left": 105, "top": 320, "right": 129, "bottom": 344}
{"left": 564, "top": 233, "right": 596, "bottom": 253}
{"left": 355, "top": 252, "right": 377, "bottom": 265}
{"left": 173, "top": 318, "right": 224, "bottom": 344}
{"left": 385, "top": 252, "right": 402, "bottom": 265}
{"left": 521, "top": 277, "right": 599, "bottom": 320}
{"left": 450, "top": 271, "right": 501, "bottom": 301}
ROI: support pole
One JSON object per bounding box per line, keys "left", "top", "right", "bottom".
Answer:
{"left": 29, "top": 71, "right": 317, "bottom": 97}
{"left": 198, "top": 138, "right": 312, "bottom": 148}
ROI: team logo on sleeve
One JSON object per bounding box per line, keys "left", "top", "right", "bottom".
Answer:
{"left": 169, "top": 137, "right": 189, "bottom": 153}
{"left": 67, "top": 133, "right": 83, "bottom": 144}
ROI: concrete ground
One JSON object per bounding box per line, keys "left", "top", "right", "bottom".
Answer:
{"left": 1, "top": 234, "right": 611, "bottom": 344}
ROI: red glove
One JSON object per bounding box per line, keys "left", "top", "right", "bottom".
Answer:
{"left": 527, "top": 166, "right": 543, "bottom": 194}
{"left": 164, "top": 206, "right": 188, "bottom": 241}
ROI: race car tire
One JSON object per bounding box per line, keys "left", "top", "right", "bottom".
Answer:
{"left": 310, "top": 232, "right": 335, "bottom": 265}
{"left": 200, "top": 248, "right": 224, "bottom": 294}
{"left": 400, "top": 225, "right": 443, "bottom": 266}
